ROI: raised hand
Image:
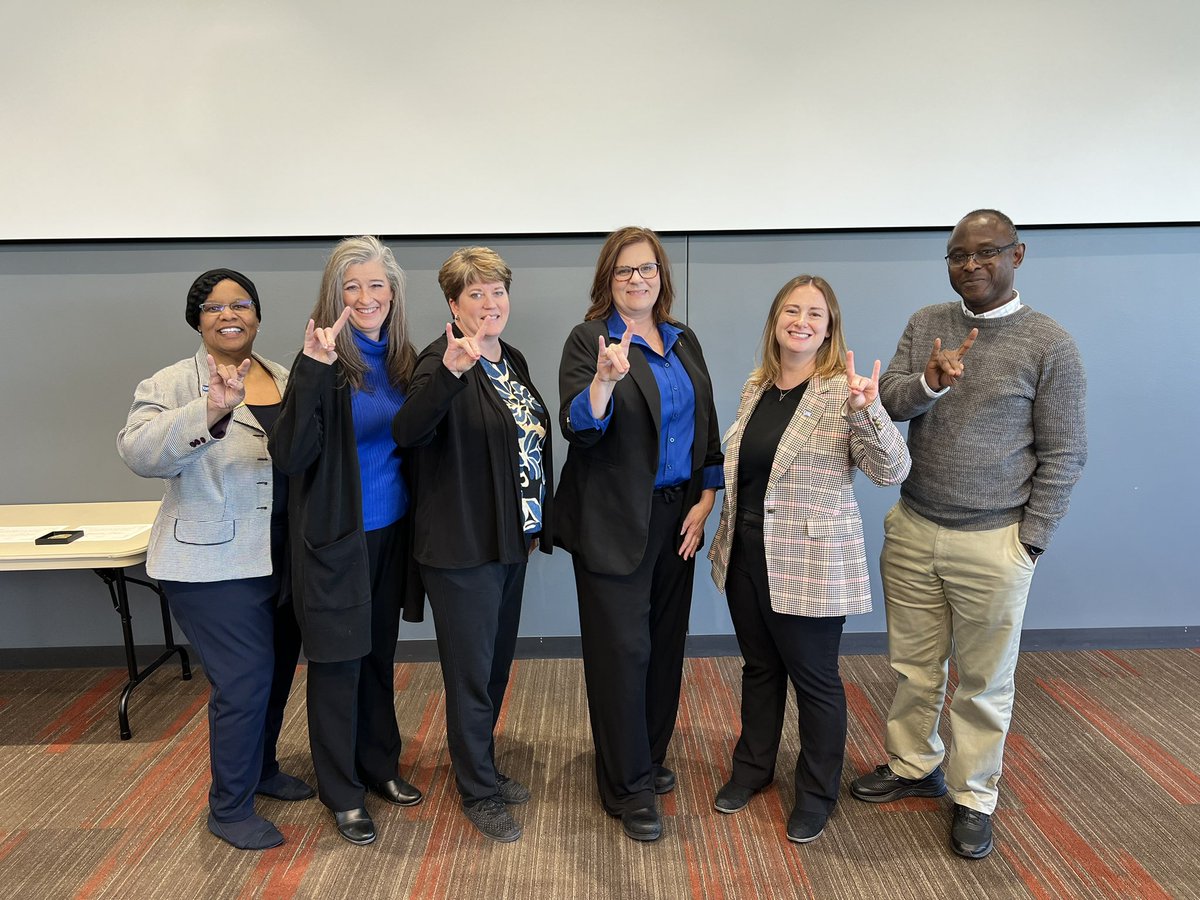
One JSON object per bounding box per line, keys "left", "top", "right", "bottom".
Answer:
{"left": 442, "top": 322, "right": 483, "bottom": 376}
{"left": 845, "top": 350, "right": 881, "bottom": 410}
{"left": 206, "top": 355, "right": 252, "bottom": 411}
{"left": 303, "top": 306, "right": 353, "bottom": 365}
{"left": 595, "top": 324, "right": 633, "bottom": 383}
{"left": 924, "top": 327, "right": 978, "bottom": 391}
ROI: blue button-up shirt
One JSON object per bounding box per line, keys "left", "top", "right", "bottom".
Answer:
{"left": 568, "top": 312, "right": 723, "bottom": 490}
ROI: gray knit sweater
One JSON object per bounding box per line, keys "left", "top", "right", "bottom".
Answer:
{"left": 879, "top": 301, "right": 1087, "bottom": 549}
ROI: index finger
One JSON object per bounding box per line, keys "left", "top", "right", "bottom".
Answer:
{"left": 957, "top": 327, "right": 979, "bottom": 357}
{"left": 329, "top": 304, "right": 354, "bottom": 338}
{"left": 846, "top": 349, "right": 857, "bottom": 383}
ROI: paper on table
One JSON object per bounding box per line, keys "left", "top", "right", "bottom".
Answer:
{"left": 0, "top": 526, "right": 70, "bottom": 543}
{"left": 74, "top": 524, "right": 153, "bottom": 542}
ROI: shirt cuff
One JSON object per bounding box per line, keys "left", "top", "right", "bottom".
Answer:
{"left": 701, "top": 464, "right": 724, "bottom": 491}
{"left": 567, "top": 388, "right": 611, "bottom": 433}
{"left": 920, "top": 374, "right": 950, "bottom": 398}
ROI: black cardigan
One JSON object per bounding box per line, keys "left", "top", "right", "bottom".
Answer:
{"left": 270, "top": 352, "right": 423, "bottom": 663}
{"left": 554, "top": 318, "right": 723, "bottom": 576}
{"left": 392, "top": 330, "right": 554, "bottom": 569}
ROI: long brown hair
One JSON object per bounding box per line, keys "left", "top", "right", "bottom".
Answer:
{"left": 311, "top": 236, "right": 416, "bottom": 390}
{"left": 583, "top": 226, "right": 677, "bottom": 324}
{"left": 750, "top": 275, "right": 847, "bottom": 386}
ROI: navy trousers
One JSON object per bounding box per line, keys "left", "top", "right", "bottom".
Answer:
{"left": 421, "top": 554, "right": 526, "bottom": 804}
{"left": 162, "top": 574, "right": 301, "bottom": 823}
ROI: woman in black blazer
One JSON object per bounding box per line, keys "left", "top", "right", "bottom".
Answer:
{"left": 556, "top": 226, "right": 723, "bottom": 842}
{"left": 393, "top": 247, "right": 553, "bottom": 843}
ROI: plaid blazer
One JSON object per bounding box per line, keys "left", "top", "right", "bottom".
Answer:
{"left": 708, "top": 373, "right": 910, "bottom": 617}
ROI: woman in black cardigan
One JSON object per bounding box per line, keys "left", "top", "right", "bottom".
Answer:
{"left": 556, "top": 226, "right": 723, "bottom": 842}
{"left": 393, "top": 246, "right": 553, "bottom": 843}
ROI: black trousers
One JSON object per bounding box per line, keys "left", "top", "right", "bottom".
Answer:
{"left": 574, "top": 489, "right": 694, "bottom": 814}
{"left": 421, "top": 553, "right": 526, "bottom": 804}
{"left": 306, "top": 520, "right": 406, "bottom": 812}
{"left": 725, "top": 512, "right": 846, "bottom": 817}
{"left": 162, "top": 572, "right": 301, "bottom": 823}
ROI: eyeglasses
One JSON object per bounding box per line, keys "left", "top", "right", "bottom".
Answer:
{"left": 945, "top": 241, "right": 1018, "bottom": 267}
{"left": 613, "top": 263, "right": 661, "bottom": 281}
{"left": 199, "top": 300, "right": 256, "bottom": 315}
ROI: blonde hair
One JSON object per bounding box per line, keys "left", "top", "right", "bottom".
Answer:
{"left": 311, "top": 236, "right": 415, "bottom": 390}
{"left": 750, "top": 275, "right": 847, "bottom": 386}
{"left": 583, "top": 226, "right": 677, "bottom": 324}
{"left": 438, "top": 246, "right": 513, "bottom": 303}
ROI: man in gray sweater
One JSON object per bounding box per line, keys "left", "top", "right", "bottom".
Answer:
{"left": 850, "top": 209, "right": 1087, "bottom": 859}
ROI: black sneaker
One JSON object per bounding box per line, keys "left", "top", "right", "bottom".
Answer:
{"left": 464, "top": 798, "right": 522, "bottom": 843}
{"left": 786, "top": 809, "right": 827, "bottom": 844}
{"left": 496, "top": 772, "right": 531, "bottom": 805}
{"left": 950, "top": 804, "right": 993, "bottom": 859}
{"left": 850, "top": 764, "right": 947, "bottom": 803}
{"left": 713, "top": 781, "right": 757, "bottom": 814}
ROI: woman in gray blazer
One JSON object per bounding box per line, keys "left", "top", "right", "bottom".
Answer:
{"left": 118, "top": 269, "right": 312, "bottom": 851}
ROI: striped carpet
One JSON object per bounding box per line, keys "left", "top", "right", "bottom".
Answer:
{"left": 0, "top": 649, "right": 1197, "bottom": 899}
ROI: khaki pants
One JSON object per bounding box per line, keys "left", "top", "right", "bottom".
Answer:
{"left": 879, "top": 501, "right": 1036, "bottom": 814}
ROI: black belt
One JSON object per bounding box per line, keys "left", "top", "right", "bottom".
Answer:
{"left": 653, "top": 483, "right": 687, "bottom": 501}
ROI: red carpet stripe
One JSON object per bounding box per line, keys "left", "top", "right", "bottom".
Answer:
{"left": 402, "top": 691, "right": 445, "bottom": 822}
{"left": 121, "top": 693, "right": 210, "bottom": 778}
{"left": 237, "top": 825, "right": 320, "bottom": 900}
{"left": 1096, "top": 650, "right": 1141, "bottom": 677}
{"left": 39, "top": 669, "right": 127, "bottom": 750}
{"left": 1038, "top": 678, "right": 1200, "bottom": 804}
{"left": 0, "top": 830, "right": 27, "bottom": 866}
{"left": 1005, "top": 733, "right": 1175, "bottom": 898}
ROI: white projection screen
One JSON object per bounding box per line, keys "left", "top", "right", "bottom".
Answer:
{"left": 3, "top": 0, "right": 1197, "bottom": 240}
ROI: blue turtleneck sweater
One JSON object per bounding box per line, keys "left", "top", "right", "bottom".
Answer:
{"left": 350, "top": 329, "right": 409, "bottom": 530}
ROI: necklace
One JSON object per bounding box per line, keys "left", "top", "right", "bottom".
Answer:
{"left": 775, "top": 376, "right": 810, "bottom": 402}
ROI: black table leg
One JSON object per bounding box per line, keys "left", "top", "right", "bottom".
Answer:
{"left": 95, "top": 568, "right": 192, "bottom": 740}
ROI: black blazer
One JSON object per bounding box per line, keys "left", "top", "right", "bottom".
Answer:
{"left": 554, "top": 318, "right": 723, "bottom": 576}
{"left": 270, "top": 352, "right": 423, "bottom": 663}
{"left": 392, "top": 330, "right": 554, "bottom": 569}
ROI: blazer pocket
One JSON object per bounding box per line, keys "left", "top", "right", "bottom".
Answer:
{"left": 303, "top": 530, "right": 370, "bottom": 611}
{"left": 173, "top": 518, "right": 235, "bottom": 545}
{"left": 805, "top": 515, "right": 862, "bottom": 538}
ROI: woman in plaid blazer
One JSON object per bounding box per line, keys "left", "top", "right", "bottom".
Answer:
{"left": 708, "top": 275, "right": 910, "bottom": 844}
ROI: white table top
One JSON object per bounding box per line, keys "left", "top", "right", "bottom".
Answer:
{"left": 0, "top": 501, "right": 160, "bottom": 572}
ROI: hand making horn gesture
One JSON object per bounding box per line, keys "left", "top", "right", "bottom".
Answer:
{"left": 303, "top": 305, "right": 353, "bottom": 365}
{"left": 924, "top": 327, "right": 978, "bottom": 391}
{"left": 595, "top": 323, "right": 633, "bottom": 383}
{"left": 206, "top": 355, "right": 252, "bottom": 411}
{"left": 442, "top": 322, "right": 485, "bottom": 376}
{"left": 845, "top": 350, "right": 881, "bottom": 411}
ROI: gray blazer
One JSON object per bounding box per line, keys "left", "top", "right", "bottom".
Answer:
{"left": 117, "top": 346, "right": 289, "bottom": 582}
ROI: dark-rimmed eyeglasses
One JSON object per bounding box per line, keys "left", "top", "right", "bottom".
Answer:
{"left": 199, "top": 301, "right": 256, "bottom": 315}
{"left": 945, "top": 242, "right": 1018, "bottom": 268}
{"left": 613, "top": 263, "right": 661, "bottom": 281}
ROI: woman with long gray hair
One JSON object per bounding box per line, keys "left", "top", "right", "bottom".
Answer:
{"left": 271, "top": 236, "right": 424, "bottom": 846}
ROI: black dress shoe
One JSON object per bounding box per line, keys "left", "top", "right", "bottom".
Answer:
{"left": 621, "top": 805, "right": 663, "bottom": 842}
{"left": 850, "top": 764, "right": 947, "bottom": 803}
{"left": 653, "top": 765, "right": 676, "bottom": 795}
{"left": 786, "top": 809, "right": 827, "bottom": 844}
{"left": 950, "top": 804, "right": 993, "bottom": 859}
{"left": 333, "top": 808, "right": 376, "bottom": 845}
{"left": 255, "top": 771, "right": 316, "bottom": 802}
{"left": 370, "top": 776, "right": 423, "bottom": 807}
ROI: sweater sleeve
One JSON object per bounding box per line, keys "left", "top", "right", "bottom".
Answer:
{"left": 1019, "top": 335, "right": 1088, "bottom": 549}
{"left": 391, "top": 350, "right": 468, "bottom": 449}
{"left": 269, "top": 353, "right": 334, "bottom": 476}
{"left": 879, "top": 316, "right": 941, "bottom": 422}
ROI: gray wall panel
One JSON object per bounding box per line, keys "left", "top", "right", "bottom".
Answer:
{"left": 0, "top": 226, "right": 1194, "bottom": 651}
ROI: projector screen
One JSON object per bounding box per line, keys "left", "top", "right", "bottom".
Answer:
{"left": 3, "top": 0, "right": 1197, "bottom": 239}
